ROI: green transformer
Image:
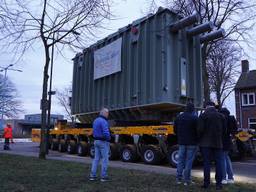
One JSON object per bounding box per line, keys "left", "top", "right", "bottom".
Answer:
{"left": 72, "top": 7, "right": 224, "bottom": 123}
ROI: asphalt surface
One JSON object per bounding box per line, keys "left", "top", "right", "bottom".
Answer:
{"left": 1, "top": 142, "right": 256, "bottom": 184}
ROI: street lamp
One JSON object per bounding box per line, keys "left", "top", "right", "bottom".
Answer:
{"left": 0, "top": 64, "right": 23, "bottom": 121}
{"left": 46, "top": 30, "right": 80, "bottom": 154}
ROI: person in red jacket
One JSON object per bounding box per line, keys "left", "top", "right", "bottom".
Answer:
{"left": 3, "top": 124, "right": 13, "bottom": 150}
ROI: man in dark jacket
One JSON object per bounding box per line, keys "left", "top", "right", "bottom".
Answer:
{"left": 174, "top": 103, "right": 198, "bottom": 185}
{"left": 198, "top": 101, "right": 226, "bottom": 190}
{"left": 89, "top": 108, "right": 111, "bottom": 182}
{"left": 220, "top": 108, "right": 237, "bottom": 184}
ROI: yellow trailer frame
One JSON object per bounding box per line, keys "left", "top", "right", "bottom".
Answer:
{"left": 32, "top": 124, "right": 174, "bottom": 142}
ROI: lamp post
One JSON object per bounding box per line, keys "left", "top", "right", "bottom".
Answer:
{"left": 45, "top": 30, "right": 80, "bottom": 154}
{"left": 0, "top": 64, "right": 22, "bottom": 121}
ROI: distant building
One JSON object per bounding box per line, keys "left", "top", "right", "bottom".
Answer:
{"left": 235, "top": 60, "right": 256, "bottom": 130}
{"left": 4, "top": 113, "right": 64, "bottom": 137}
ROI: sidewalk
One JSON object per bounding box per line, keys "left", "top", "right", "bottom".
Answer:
{"left": 1, "top": 142, "right": 256, "bottom": 184}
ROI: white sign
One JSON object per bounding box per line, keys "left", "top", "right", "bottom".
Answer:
{"left": 94, "top": 38, "right": 122, "bottom": 80}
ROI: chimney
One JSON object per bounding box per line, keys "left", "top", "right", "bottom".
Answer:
{"left": 241, "top": 60, "right": 249, "bottom": 73}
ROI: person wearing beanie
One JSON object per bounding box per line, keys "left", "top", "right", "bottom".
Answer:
{"left": 198, "top": 101, "right": 227, "bottom": 190}
{"left": 174, "top": 102, "right": 198, "bottom": 186}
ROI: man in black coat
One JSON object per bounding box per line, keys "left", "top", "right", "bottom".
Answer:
{"left": 198, "top": 101, "right": 226, "bottom": 190}
{"left": 220, "top": 108, "right": 237, "bottom": 184}
{"left": 174, "top": 103, "right": 198, "bottom": 186}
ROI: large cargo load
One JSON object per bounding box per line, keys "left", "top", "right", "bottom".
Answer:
{"left": 72, "top": 8, "right": 209, "bottom": 123}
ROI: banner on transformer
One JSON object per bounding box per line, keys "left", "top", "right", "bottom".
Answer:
{"left": 94, "top": 38, "right": 122, "bottom": 80}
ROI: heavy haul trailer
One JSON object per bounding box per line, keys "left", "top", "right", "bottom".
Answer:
{"left": 47, "top": 8, "right": 224, "bottom": 167}
{"left": 47, "top": 121, "right": 178, "bottom": 166}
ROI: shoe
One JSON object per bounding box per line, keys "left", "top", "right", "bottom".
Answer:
{"left": 100, "top": 177, "right": 110, "bottom": 182}
{"left": 176, "top": 179, "right": 182, "bottom": 185}
{"left": 221, "top": 180, "right": 228, "bottom": 184}
{"left": 184, "top": 181, "right": 195, "bottom": 186}
{"left": 216, "top": 185, "right": 223, "bottom": 190}
{"left": 227, "top": 179, "right": 235, "bottom": 184}
{"left": 201, "top": 184, "right": 209, "bottom": 189}
{"left": 89, "top": 176, "right": 97, "bottom": 181}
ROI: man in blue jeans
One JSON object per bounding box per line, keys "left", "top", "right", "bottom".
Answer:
{"left": 220, "top": 108, "right": 236, "bottom": 184}
{"left": 174, "top": 103, "right": 198, "bottom": 186}
{"left": 89, "top": 108, "right": 111, "bottom": 182}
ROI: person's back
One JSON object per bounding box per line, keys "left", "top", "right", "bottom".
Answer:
{"left": 174, "top": 103, "right": 198, "bottom": 185}
{"left": 198, "top": 107, "right": 225, "bottom": 149}
{"left": 219, "top": 108, "right": 236, "bottom": 184}
{"left": 175, "top": 112, "right": 198, "bottom": 145}
{"left": 198, "top": 102, "right": 226, "bottom": 190}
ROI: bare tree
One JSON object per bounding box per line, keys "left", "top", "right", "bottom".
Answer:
{"left": 208, "top": 40, "right": 241, "bottom": 107}
{"left": 0, "top": 0, "right": 111, "bottom": 159}
{"left": 0, "top": 74, "right": 23, "bottom": 118}
{"left": 149, "top": 0, "right": 256, "bottom": 103}
{"left": 56, "top": 86, "right": 72, "bottom": 121}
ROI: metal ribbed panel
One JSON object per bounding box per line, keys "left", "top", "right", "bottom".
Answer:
{"left": 71, "top": 9, "right": 203, "bottom": 123}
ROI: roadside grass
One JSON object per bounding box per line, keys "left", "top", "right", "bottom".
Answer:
{"left": 0, "top": 154, "right": 255, "bottom": 192}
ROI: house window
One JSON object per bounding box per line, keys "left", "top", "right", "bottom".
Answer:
{"left": 242, "top": 93, "right": 255, "bottom": 106}
{"left": 249, "top": 118, "right": 256, "bottom": 131}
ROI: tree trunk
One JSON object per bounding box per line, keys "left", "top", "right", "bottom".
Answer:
{"left": 39, "top": 47, "right": 50, "bottom": 159}
{"left": 202, "top": 44, "right": 210, "bottom": 103}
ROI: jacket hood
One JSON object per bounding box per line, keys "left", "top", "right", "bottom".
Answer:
{"left": 220, "top": 108, "right": 230, "bottom": 116}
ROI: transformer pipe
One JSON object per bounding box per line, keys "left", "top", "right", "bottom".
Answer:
{"left": 170, "top": 13, "right": 199, "bottom": 32}
{"left": 187, "top": 21, "right": 214, "bottom": 36}
{"left": 200, "top": 29, "right": 225, "bottom": 43}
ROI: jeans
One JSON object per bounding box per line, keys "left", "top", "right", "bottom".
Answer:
{"left": 90, "top": 140, "right": 110, "bottom": 178}
{"left": 176, "top": 145, "right": 197, "bottom": 182}
{"left": 4, "top": 138, "right": 10, "bottom": 150}
{"left": 200, "top": 147, "right": 223, "bottom": 186}
{"left": 222, "top": 151, "right": 234, "bottom": 180}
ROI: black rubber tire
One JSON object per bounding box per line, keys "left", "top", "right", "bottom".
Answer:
{"left": 142, "top": 145, "right": 164, "bottom": 165}
{"left": 77, "top": 142, "right": 89, "bottom": 156}
{"left": 89, "top": 144, "right": 95, "bottom": 158}
{"left": 167, "top": 145, "right": 179, "bottom": 168}
{"left": 51, "top": 139, "right": 58, "bottom": 151}
{"left": 120, "top": 144, "right": 139, "bottom": 162}
{"left": 67, "top": 140, "right": 77, "bottom": 154}
{"left": 109, "top": 143, "right": 119, "bottom": 160}
{"left": 58, "top": 139, "right": 67, "bottom": 152}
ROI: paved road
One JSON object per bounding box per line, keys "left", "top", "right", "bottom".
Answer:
{"left": 1, "top": 142, "right": 256, "bottom": 184}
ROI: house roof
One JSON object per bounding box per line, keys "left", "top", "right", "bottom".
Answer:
{"left": 235, "top": 70, "right": 256, "bottom": 89}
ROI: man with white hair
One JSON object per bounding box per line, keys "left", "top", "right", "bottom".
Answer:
{"left": 89, "top": 108, "right": 111, "bottom": 182}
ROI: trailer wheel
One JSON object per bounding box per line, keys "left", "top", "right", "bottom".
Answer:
{"left": 168, "top": 145, "right": 179, "bottom": 168}
{"left": 77, "top": 142, "right": 89, "bottom": 156}
{"left": 120, "top": 144, "right": 139, "bottom": 162}
{"left": 142, "top": 145, "right": 163, "bottom": 165}
{"left": 58, "top": 139, "right": 67, "bottom": 152}
{"left": 51, "top": 139, "right": 58, "bottom": 150}
{"left": 67, "top": 140, "right": 77, "bottom": 154}
{"left": 109, "top": 143, "right": 119, "bottom": 160}
{"left": 89, "top": 144, "right": 95, "bottom": 158}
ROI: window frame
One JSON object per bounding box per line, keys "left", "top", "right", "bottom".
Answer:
{"left": 241, "top": 92, "right": 255, "bottom": 106}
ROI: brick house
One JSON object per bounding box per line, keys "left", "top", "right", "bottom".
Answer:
{"left": 235, "top": 60, "right": 256, "bottom": 130}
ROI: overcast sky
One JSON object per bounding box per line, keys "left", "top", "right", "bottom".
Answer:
{"left": 0, "top": 0, "right": 255, "bottom": 119}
